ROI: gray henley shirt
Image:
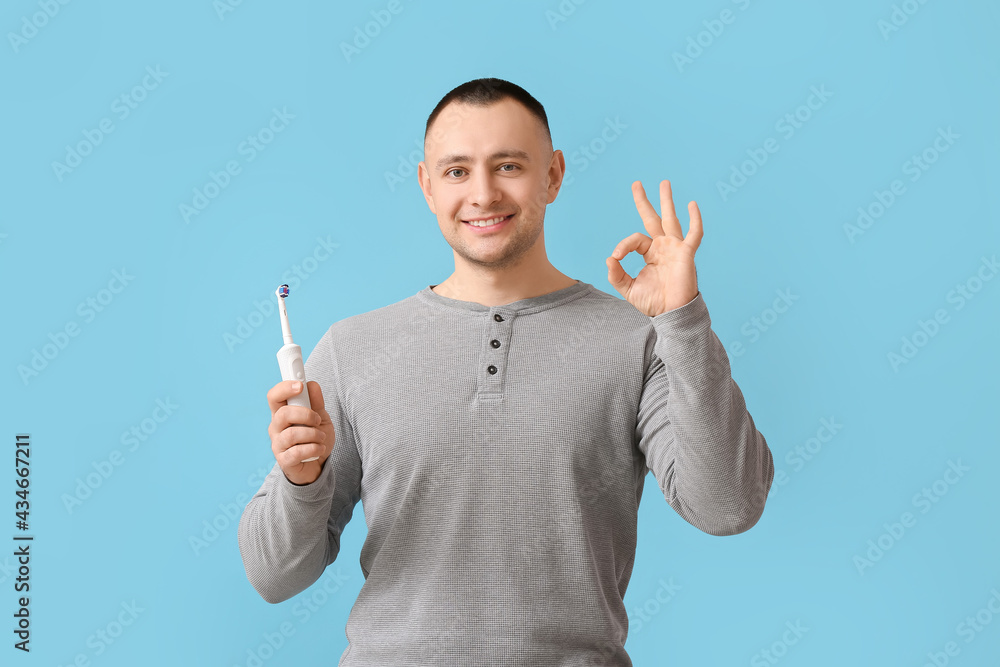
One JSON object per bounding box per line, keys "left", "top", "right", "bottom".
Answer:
{"left": 238, "top": 279, "right": 774, "bottom": 666}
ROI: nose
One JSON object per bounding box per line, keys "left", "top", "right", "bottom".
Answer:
{"left": 467, "top": 167, "right": 501, "bottom": 209}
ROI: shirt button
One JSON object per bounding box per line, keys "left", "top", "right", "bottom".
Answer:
{"left": 490, "top": 339, "right": 500, "bottom": 348}
{"left": 494, "top": 314, "right": 504, "bottom": 322}
{"left": 487, "top": 365, "right": 497, "bottom": 374}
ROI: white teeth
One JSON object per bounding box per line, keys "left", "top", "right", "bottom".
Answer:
{"left": 467, "top": 215, "right": 508, "bottom": 227}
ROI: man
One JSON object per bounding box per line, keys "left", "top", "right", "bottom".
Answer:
{"left": 238, "top": 77, "right": 774, "bottom": 666}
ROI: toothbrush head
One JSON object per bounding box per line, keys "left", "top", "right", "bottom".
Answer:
{"left": 276, "top": 284, "right": 289, "bottom": 299}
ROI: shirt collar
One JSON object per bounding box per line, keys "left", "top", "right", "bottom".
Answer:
{"left": 416, "top": 279, "right": 592, "bottom": 314}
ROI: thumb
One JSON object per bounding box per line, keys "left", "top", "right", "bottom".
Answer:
{"left": 306, "top": 381, "right": 330, "bottom": 421}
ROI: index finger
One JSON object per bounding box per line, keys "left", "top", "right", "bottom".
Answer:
{"left": 266, "top": 380, "right": 305, "bottom": 416}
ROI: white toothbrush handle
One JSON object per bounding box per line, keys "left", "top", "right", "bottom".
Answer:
{"left": 276, "top": 343, "right": 319, "bottom": 462}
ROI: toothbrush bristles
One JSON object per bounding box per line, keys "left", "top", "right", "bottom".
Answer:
{"left": 278, "top": 284, "right": 289, "bottom": 298}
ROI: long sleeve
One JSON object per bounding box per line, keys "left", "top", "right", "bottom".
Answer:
{"left": 238, "top": 326, "right": 363, "bottom": 603}
{"left": 635, "top": 292, "right": 774, "bottom": 536}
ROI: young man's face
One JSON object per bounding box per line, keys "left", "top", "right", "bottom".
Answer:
{"left": 418, "top": 97, "right": 565, "bottom": 272}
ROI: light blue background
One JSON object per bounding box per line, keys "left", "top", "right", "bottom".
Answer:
{"left": 2, "top": 0, "right": 998, "bottom": 664}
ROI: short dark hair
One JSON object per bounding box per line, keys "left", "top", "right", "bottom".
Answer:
{"left": 424, "top": 77, "right": 551, "bottom": 148}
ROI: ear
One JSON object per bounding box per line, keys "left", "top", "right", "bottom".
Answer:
{"left": 545, "top": 149, "right": 566, "bottom": 204}
{"left": 418, "top": 161, "right": 437, "bottom": 215}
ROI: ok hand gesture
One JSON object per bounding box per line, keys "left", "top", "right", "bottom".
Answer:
{"left": 606, "top": 179, "right": 703, "bottom": 317}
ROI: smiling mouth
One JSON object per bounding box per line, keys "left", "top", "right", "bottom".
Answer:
{"left": 463, "top": 214, "right": 513, "bottom": 228}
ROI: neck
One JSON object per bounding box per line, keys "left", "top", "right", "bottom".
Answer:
{"left": 432, "top": 258, "right": 578, "bottom": 307}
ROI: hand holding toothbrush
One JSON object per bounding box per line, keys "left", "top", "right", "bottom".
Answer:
{"left": 266, "top": 379, "right": 335, "bottom": 486}
{"left": 267, "top": 284, "right": 335, "bottom": 485}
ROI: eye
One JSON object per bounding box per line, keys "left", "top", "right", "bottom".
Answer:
{"left": 499, "top": 163, "right": 519, "bottom": 172}
{"left": 445, "top": 168, "right": 466, "bottom": 178}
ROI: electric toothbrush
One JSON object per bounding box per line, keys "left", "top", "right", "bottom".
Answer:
{"left": 275, "top": 284, "right": 319, "bottom": 463}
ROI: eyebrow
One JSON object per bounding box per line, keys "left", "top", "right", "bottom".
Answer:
{"left": 435, "top": 149, "right": 531, "bottom": 171}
